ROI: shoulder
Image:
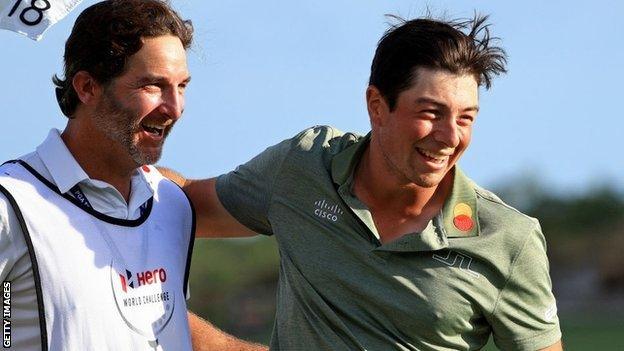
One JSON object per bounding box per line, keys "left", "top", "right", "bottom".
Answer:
{"left": 0, "top": 151, "right": 40, "bottom": 172}
{"left": 142, "top": 165, "right": 190, "bottom": 204}
{"left": 141, "top": 166, "right": 194, "bottom": 229}
{"left": 284, "top": 126, "right": 363, "bottom": 170}
{"left": 289, "top": 125, "right": 362, "bottom": 154}
{"left": 0, "top": 159, "right": 21, "bottom": 175}
{"left": 231, "top": 126, "right": 363, "bottom": 175}
{"left": 138, "top": 166, "right": 191, "bottom": 213}
{"left": 0, "top": 189, "right": 13, "bottom": 225}
{"left": 475, "top": 184, "right": 538, "bottom": 226}
{"left": 0, "top": 162, "right": 28, "bottom": 210}
{"left": 0, "top": 184, "right": 27, "bottom": 265}
{"left": 0, "top": 158, "right": 41, "bottom": 231}
{"left": 0, "top": 152, "right": 45, "bottom": 182}
{"left": 473, "top": 182, "right": 545, "bottom": 250}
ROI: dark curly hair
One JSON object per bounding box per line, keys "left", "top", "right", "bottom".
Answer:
{"left": 369, "top": 14, "right": 507, "bottom": 111}
{"left": 52, "top": 0, "right": 193, "bottom": 118}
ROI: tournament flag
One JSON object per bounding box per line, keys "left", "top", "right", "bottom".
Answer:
{"left": 0, "top": 0, "right": 84, "bottom": 41}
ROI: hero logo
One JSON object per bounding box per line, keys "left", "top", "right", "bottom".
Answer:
{"left": 119, "top": 268, "right": 167, "bottom": 293}
{"left": 314, "top": 199, "right": 344, "bottom": 222}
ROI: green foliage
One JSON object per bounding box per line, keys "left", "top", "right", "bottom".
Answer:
{"left": 188, "top": 236, "right": 279, "bottom": 343}
{"left": 495, "top": 180, "right": 624, "bottom": 239}
{"left": 525, "top": 187, "right": 624, "bottom": 239}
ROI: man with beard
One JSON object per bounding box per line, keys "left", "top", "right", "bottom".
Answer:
{"left": 0, "top": 1, "right": 265, "bottom": 350}
{"left": 167, "top": 15, "right": 563, "bottom": 351}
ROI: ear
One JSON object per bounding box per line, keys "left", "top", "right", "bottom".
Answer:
{"left": 366, "top": 85, "right": 388, "bottom": 127}
{"left": 72, "top": 71, "right": 102, "bottom": 105}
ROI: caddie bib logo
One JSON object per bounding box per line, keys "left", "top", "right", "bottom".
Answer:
{"left": 109, "top": 259, "right": 176, "bottom": 349}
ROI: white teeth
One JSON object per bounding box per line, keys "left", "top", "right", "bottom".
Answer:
{"left": 142, "top": 120, "right": 172, "bottom": 130}
{"left": 418, "top": 148, "right": 451, "bottom": 162}
{"left": 142, "top": 124, "right": 164, "bottom": 131}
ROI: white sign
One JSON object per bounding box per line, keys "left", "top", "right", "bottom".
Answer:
{"left": 0, "top": 0, "right": 84, "bottom": 41}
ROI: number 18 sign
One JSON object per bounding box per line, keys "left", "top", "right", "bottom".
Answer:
{"left": 0, "top": 0, "right": 83, "bottom": 41}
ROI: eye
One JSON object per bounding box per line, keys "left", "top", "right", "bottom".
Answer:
{"left": 458, "top": 115, "right": 475, "bottom": 126}
{"left": 142, "top": 83, "right": 161, "bottom": 92}
{"left": 419, "top": 109, "right": 439, "bottom": 119}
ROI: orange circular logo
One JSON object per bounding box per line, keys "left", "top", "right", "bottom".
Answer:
{"left": 453, "top": 214, "right": 474, "bottom": 231}
{"left": 453, "top": 202, "right": 474, "bottom": 231}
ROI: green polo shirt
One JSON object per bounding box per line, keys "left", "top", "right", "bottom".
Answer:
{"left": 216, "top": 126, "right": 561, "bottom": 351}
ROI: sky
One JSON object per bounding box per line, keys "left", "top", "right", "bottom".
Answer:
{"left": 1, "top": 0, "right": 623, "bottom": 194}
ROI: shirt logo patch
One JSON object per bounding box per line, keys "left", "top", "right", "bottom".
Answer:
{"left": 432, "top": 250, "right": 480, "bottom": 278}
{"left": 453, "top": 202, "right": 474, "bottom": 231}
{"left": 314, "top": 199, "right": 344, "bottom": 222}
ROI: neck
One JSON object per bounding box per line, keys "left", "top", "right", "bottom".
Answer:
{"left": 353, "top": 143, "right": 452, "bottom": 220}
{"left": 61, "top": 118, "right": 136, "bottom": 202}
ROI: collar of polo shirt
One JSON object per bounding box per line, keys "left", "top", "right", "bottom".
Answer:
{"left": 331, "top": 132, "right": 480, "bottom": 250}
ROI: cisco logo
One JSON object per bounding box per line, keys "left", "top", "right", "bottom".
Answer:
{"left": 314, "top": 199, "right": 344, "bottom": 222}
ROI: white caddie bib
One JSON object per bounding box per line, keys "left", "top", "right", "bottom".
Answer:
{"left": 0, "top": 161, "right": 195, "bottom": 351}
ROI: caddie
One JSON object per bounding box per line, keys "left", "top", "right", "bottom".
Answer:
{"left": 0, "top": 1, "right": 265, "bottom": 350}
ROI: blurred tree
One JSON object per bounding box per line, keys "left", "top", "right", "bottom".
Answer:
{"left": 494, "top": 176, "right": 624, "bottom": 295}
{"left": 188, "top": 237, "right": 279, "bottom": 343}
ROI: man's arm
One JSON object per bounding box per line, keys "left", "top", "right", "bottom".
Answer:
{"left": 538, "top": 340, "right": 562, "bottom": 351}
{"left": 489, "top": 221, "right": 563, "bottom": 351}
{"left": 184, "top": 178, "right": 257, "bottom": 238}
{"left": 188, "top": 312, "right": 268, "bottom": 351}
{"left": 158, "top": 168, "right": 256, "bottom": 238}
{"left": 160, "top": 136, "right": 293, "bottom": 238}
{"left": 0, "top": 191, "right": 20, "bottom": 282}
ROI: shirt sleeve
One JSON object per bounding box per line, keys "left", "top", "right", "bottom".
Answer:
{"left": 0, "top": 192, "right": 20, "bottom": 283}
{"left": 490, "top": 221, "right": 562, "bottom": 351}
{"left": 0, "top": 187, "right": 47, "bottom": 349}
{"left": 215, "top": 138, "right": 293, "bottom": 235}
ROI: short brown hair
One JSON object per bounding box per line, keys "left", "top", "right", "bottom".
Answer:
{"left": 53, "top": 0, "right": 193, "bottom": 118}
{"left": 369, "top": 14, "right": 507, "bottom": 111}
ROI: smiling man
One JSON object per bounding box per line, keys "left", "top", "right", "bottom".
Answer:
{"left": 0, "top": 1, "right": 264, "bottom": 350}
{"left": 169, "top": 14, "right": 563, "bottom": 351}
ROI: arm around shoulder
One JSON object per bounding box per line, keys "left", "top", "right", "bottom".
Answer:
{"left": 156, "top": 167, "right": 256, "bottom": 238}
{"left": 184, "top": 178, "right": 257, "bottom": 238}
{"left": 161, "top": 136, "right": 293, "bottom": 238}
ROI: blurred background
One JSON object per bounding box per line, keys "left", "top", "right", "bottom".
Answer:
{"left": 2, "top": 0, "right": 623, "bottom": 349}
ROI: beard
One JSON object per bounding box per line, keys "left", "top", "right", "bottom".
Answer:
{"left": 91, "top": 88, "right": 168, "bottom": 166}
{"left": 376, "top": 130, "right": 446, "bottom": 189}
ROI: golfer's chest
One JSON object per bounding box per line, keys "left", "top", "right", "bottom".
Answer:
{"left": 273, "top": 216, "right": 498, "bottom": 335}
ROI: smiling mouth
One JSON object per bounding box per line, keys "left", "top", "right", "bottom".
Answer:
{"left": 141, "top": 120, "right": 172, "bottom": 137}
{"left": 416, "top": 148, "right": 451, "bottom": 164}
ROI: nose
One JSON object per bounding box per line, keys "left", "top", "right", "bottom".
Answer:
{"left": 159, "top": 88, "right": 184, "bottom": 121}
{"left": 434, "top": 116, "right": 461, "bottom": 148}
